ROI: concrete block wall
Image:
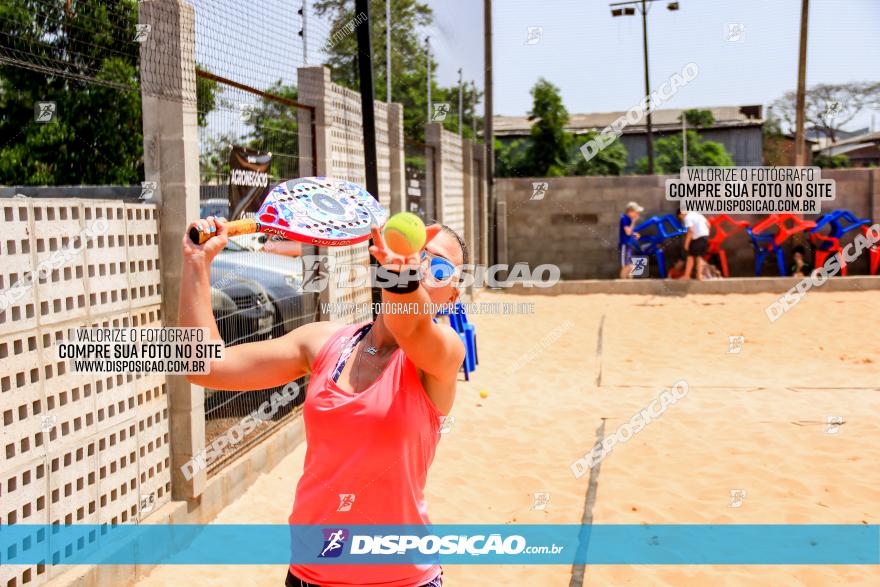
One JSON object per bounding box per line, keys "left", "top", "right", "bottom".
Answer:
{"left": 426, "top": 124, "right": 466, "bottom": 239}
{"left": 298, "top": 66, "right": 406, "bottom": 324}
{"left": 497, "top": 169, "right": 880, "bottom": 279}
{"left": 0, "top": 199, "right": 170, "bottom": 587}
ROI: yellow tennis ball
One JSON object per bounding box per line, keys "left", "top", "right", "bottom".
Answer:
{"left": 382, "top": 212, "right": 426, "bottom": 255}
{"left": 479, "top": 390, "right": 489, "bottom": 399}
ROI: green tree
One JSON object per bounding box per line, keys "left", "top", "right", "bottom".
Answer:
{"left": 196, "top": 71, "right": 219, "bottom": 127}
{"left": 494, "top": 79, "right": 627, "bottom": 177}
{"left": 0, "top": 0, "right": 142, "bottom": 184}
{"left": 246, "top": 82, "right": 301, "bottom": 180}
{"left": 567, "top": 131, "right": 627, "bottom": 176}
{"left": 314, "top": 0, "right": 482, "bottom": 142}
{"left": 0, "top": 0, "right": 219, "bottom": 185}
{"left": 494, "top": 138, "right": 528, "bottom": 177}
{"left": 812, "top": 153, "right": 850, "bottom": 169}
{"left": 770, "top": 81, "right": 880, "bottom": 143}
{"left": 635, "top": 109, "right": 734, "bottom": 173}
{"left": 522, "top": 78, "right": 571, "bottom": 176}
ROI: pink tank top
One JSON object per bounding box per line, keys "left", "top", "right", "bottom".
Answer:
{"left": 289, "top": 323, "right": 443, "bottom": 587}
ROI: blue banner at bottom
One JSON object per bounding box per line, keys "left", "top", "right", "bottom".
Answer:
{"left": 1, "top": 524, "right": 877, "bottom": 565}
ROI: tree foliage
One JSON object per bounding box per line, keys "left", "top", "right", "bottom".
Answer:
{"left": 636, "top": 108, "right": 734, "bottom": 173}
{"left": 0, "top": 0, "right": 219, "bottom": 185}
{"left": 495, "top": 78, "right": 626, "bottom": 177}
{"left": 770, "top": 81, "right": 880, "bottom": 143}
{"left": 523, "top": 78, "right": 571, "bottom": 176}
{"left": 566, "top": 131, "right": 627, "bottom": 176}
{"left": 812, "top": 153, "right": 850, "bottom": 169}
{"left": 313, "top": 0, "right": 482, "bottom": 142}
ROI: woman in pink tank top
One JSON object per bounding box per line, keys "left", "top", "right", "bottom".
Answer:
{"left": 182, "top": 216, "right": 466, "bottom": 587}
{"left": 286, "top": 224, "right": 467, "bottom": 587}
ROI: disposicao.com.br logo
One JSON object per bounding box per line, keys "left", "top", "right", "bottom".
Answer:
{"left": 319, "top": 528, "right": 563, "bottom": 558}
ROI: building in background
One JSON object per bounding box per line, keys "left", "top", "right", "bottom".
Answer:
{"left": 814, "top": 131, "right": 880, "bottom": 168}
{"left": 494, "top": 105, "right": 765, "bottom": 173}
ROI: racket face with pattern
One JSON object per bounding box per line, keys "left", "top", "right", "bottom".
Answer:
{"left": 256, "top": 177, "right": 387, "bottom": 246}
{"left": 190, "top": 176, "right": 388, "bottom": 246}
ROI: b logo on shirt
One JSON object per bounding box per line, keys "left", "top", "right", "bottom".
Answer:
{"left": 337, "top": 493, "right": 356, "bottom": 512}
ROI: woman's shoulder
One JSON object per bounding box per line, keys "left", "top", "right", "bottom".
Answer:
{"left": 303, "top": 320, "right": 367, "bottom": 366}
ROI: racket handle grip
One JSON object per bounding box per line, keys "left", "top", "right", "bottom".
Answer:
{"left": 189, "top": 218, "right": 259, "bottom": 244}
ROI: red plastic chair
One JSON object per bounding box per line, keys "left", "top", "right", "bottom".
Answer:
{"left": 810, "top": 231, "right": 847, "bottom": 275}
{"left": 864, "top": 224, "right": 880, "bottom": 275}
{"left": 705, "top": 215, "right": 750, "bottom": 277}
{"left": 762, "top": 214, "right": 818, "bottom": 247}
{"left": 746, "top": 214, "right": 817, "bottom": 276}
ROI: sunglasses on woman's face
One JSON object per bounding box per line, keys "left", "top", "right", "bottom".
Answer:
{"left": 420, "top": 250, "right": 458, "bottom": 285}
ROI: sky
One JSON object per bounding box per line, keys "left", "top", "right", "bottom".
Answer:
{"left": 424, "top": 0, "right": 880, "bottom": 132}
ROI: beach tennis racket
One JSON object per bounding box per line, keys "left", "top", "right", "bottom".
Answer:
{"left": 189, "top": 176, "right": 388, "bottom": 247}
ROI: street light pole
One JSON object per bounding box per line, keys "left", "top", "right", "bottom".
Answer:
{"left": 426, "top": 36, "right": 432, "bottom": 123}
{"left": 610, "top": 0, "right": 680, "bottom": 174}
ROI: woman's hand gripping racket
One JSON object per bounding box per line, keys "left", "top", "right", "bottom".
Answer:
{"left": 188, "top": 176, "right": 389, "bottom": 247}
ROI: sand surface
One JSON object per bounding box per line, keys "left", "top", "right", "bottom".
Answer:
{"left": 133, "top": 290, "right": 880, "bottom": 586}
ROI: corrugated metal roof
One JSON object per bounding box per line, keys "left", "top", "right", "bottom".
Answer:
{"left": 494, "top": 105, "right": 764, "bottom": 136}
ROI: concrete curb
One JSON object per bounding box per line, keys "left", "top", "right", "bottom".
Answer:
{"left": 501, "top": 276, "right": 880, "bottom": 296}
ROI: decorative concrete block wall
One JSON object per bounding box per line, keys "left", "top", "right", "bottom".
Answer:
{"left": 298, "top": 66, "right": 406, "bottom": 324}
{"left": 426, "top": 124, "right": 466, "bottom": 239}
{"left": 0, "top": 199, "right": 170, "bottom": 587}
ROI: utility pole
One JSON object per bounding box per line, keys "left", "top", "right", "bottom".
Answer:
{"left": 472, "top": 80, "right": 478, "bottom": 136}
{"left": 640, "top": 0, "right": 654, "bottom": 174}
{"left": 458, "top": 67, "right": 463, "bottom": 137}
{"left": 299, "top": 1, "right": 308, "bottom": 65}
{"left": 385, "top": 0, "right": 392, "bottom": 103}
{"left": 426, "top": 36, "right": 432, "bottom": 123}
{"left": 794, "top": 0, "right": 810, "bottom": 166}
{"left": 682, "top": 112, "right": 687, "bottom": 168}
{"left": 484, "top": 0, "right": 494, "bottom": 262}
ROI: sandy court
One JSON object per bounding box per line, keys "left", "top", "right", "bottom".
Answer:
{"left": 134, "top": 289, "right": 880, "bottom": 587}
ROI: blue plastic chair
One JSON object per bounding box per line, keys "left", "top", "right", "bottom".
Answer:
{"left": 454, "top": 303, "right": 478, "bottom": 366}
{"left": 437, "top": 303, "right": 477, "bottom": 380}
{"left": 745, "top": 228, "right": 785, "bottom": 276}
{"left": 630, "top": 214, "right": 687, "bottom": 277}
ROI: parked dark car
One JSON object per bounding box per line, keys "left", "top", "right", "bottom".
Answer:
{"left": 211, "top": 238, "right": 313, "bottom": 338}
{"left": 200, "top": 200, "right": 315, "bottom": 339}
{"left": 199, "top": 198, "right": 229, "bottom": 220}
{"left": 210, "top": 277, "right": 274, "bottom": 345}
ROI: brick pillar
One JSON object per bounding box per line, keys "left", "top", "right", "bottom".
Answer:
{"left": 462, "top": 140, "right": 475, "bottom": 252}
{"left": 139, "top": 0, "right": 205, "bottom": 499}
{"left": 387, "top": 103, "right": 405, "bottom": 215}
{"left": 472, "top": 144, "right": 489, "bottom": 267}
{"left": 425, "top": 123, "right": 445, "bottom": 224}
{"left": 297, "top": 66, "right": 330, "bottom": 178}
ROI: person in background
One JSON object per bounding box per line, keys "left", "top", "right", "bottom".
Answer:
{"left": 667, "top": 256, "right": 686, "bottom": 279}
{"left": 677, "top": 209, "right": 711, "bottom": 280}
{"left": 701, "top": 260, "right": 723, "bottom": 280}
{"left": 619, "top": 201, "right": 643, "bottom": 278}
{"left": 790, "top": 245, "right": 813, "bottom": 278}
